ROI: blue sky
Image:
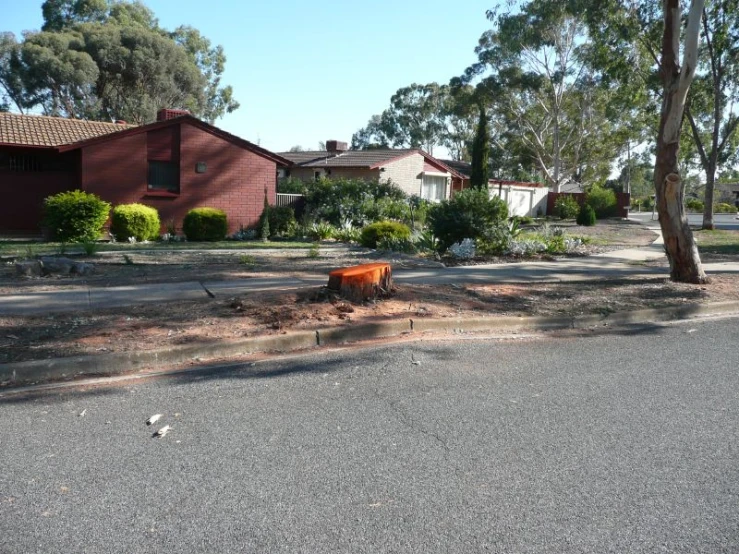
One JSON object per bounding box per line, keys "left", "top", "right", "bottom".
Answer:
{"left": 3, "top": 0, "right": 495, "bottom": 154}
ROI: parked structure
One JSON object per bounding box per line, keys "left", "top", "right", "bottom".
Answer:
{"left": 0, "top": 110, "right": 291, "bottom": 234}
{"left": 279, "top": 141, "right": 464, "bottom": 202}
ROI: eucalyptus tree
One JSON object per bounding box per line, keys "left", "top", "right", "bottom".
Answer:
{"left": 683, "top": 0, "right": 739, "bottom": 229}
{"left": 2, "top": 0, "right": 238, "bottom": 123}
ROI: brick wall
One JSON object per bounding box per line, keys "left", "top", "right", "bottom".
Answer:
{"left": 81, "top": 122, "right": 277, "bottom": 234}
{"left": 0, "top": 148, "right": 80, "bottom": 232}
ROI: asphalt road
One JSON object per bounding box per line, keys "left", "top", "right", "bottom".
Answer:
{"left": 630, "top": 212, "right": 739, "bottom": 230}
{"left": 2, "top": 318, "right": 739, "bottom": 553}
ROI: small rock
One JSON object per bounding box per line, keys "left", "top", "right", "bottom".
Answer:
{"left": 15, "top": 260, "right": 43, "bottom": 277}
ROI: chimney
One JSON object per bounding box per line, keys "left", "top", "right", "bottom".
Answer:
{"left": 157, "top": 108, "right": 191, "bottom": 122}
{"left": 115, "top": 120, "right": 127, "bottom": 125}
{"left": 326, "top": 140, "right": 348, "bottom": 153}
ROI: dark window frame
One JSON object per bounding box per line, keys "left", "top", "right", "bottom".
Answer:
{"left": 147, "top": 160, "right": 180, "bottom": 193}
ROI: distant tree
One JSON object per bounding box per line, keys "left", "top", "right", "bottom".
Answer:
{"left": 288, "top": 145, "right": 305, "bottom": 152}
{"left": 3, "top": 0, "right": 238, "bottom": 123}
{"left": 470, "top": 104, "right": 490, "bottom": 189}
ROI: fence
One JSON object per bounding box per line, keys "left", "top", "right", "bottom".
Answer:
{"left": 275, "top": 193, "right": 306, "bottom": 218}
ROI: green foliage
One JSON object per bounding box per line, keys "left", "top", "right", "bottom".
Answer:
{"left": 307, "top": 243, "right": 320, "bottom": 258}
{"left": 685, "top": 198, "right": 704, "bottom": 212}
{"left": 259, "top": 196, "right": 270, "bottom": 241}
{"left": 585, "top": 185, "right": 618, "bottom": 218}
{"left": 239, "top": 254, "right": 256, "bottom": 266}
{"left": 303, "top": 178, "right": 407, "bottom": 227}
{"left": 360, "top": 221, "right": 412, "bottom": 249}
{"left": 576, "top": 204, "right": 597, "bottom": 226}
{"left": 182, "top": 207, "right": 227, "bottom": 241}
{"left": 110, "top": 203, "right": 160, "bottom": 242}
{"left": 510, "top": 215, "right": 534, "bottom": 226}
{"left": 334, "top": 227, "right": 362, "bottom": 244}
{"left": 43, "top": 189, "right": 110, "bottom": 243}
{"left": 266, "top": 206, "right": 296, "bottom": 237}
{"left": 470, "top": 104, "right": 489, "bottom": 188}
{"left": 4, "top": 0, "right": 238, "bottom": 122}
{"left": 276, "top": 177, "right": 307, "bottom": 194}
{"left": 82, "top": 240, "right": 98, "bottom": 256}
{"left": 427, "top": 188, "right": 509, "bottom": 252}
{"left": 554, "top": 195, "right": 580, "bottom": 219}
{"left": 715, "top": 202, "right": 737, "bottom": 213}
{"left": 306, "top": 221, "right": 336, "bottom": 241}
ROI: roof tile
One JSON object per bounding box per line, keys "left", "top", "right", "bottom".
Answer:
{"left": 0, "top": 112, "right": 135, "bottom": 147}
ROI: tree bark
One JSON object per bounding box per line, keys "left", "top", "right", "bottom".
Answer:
{"left": 654, "top": 0, "right": 707, "bottom": 284}
{"left": 702, "top": 161, "right": 716, "bottom": 230}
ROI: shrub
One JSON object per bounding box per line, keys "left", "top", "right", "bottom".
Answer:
{"left": 576, "top": 204, "right": 596, "bottom": 226}
{"left": 585, "top": 185, "right": 617, "bottom": 218}
{"left": 182, "top": 207, "right": 228, "bottom": 241}
{"left": 306, "top": 221, "right": 336, "bottom": 241}
{"left": 267, "top": 206, "right": 296, "bottom": 237}
{"left": 554, "top": 195, "right": 580, "bottom": 219}
{"left": 360, "top": 221, "right": 412, "bottom": 249}
{"left": 427, "top": 188, "right": 509, "bottom": 252}
{"left": 715, "top": 202, "right": 736, "bottom": 213}
{"left": 43, "top": 190, "right": 111, "bottom": 243}
{"left": 110, "top": 203, "right": 160, "bottom": 242}
{"left": 685, "top": 198, "right": 704, "bottom": 212}
{"left": 303, "top": 177, "right": 407, "bottom": 226}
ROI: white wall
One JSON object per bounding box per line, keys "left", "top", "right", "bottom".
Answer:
{"left": 490, "top": 185, "right": 549, "bottom": 217}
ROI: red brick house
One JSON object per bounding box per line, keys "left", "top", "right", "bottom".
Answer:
{"left": 0, "top": 110, "right": 291, "bottom": 235}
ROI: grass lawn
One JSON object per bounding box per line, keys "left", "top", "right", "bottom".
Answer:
{"left": 0, "top": 239, "right": 315, "bottom": 258}
{"left": 694, "top": 229, "right": 739, "bottom": 256}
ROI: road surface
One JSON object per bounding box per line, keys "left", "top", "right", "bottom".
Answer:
{"left": 2, "top": 318, "right": 739, "bottom": 553}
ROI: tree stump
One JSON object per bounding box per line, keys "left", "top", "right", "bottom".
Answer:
{"left": 327, "top": 263, "right": 392, "bottom": 303}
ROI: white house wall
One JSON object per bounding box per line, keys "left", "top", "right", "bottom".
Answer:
{"left": 490, "top": 186, "right": 549, "bottom": 217}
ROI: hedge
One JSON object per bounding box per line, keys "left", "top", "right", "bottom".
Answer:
{"left": 43, "top": 190, "right": 110, "bottom": 243}
{"left": 110, "top": 204, "right": 161, "bottom": 242}
{"left": 182, "top": 207, "right": 228, "bottom": 241}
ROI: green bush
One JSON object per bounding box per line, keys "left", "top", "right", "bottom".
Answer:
{"left": 110, "top": 203, "right": 160, "bottom": 242}
{"left": 685, "top": 198, "right": 704, "bottom": 212}
{"left": 267, "top": 206, "right": 297, "bottom": 237}
{"left": 427, "top": 188, "right": 509, "bottom": 252}
{"left": 554, "top": 195, "right": 580, "bottom": 219}
{"left": 585, "top": 185, "right": 618, "bottom": 218}
{"left": 715, "top": 202, "right": 736, "bottom": 213}
{"left": 360, "top": 221, "right": 412, "bottom": 249}
{"left": 182, "top": 207, "right": 228, "bottom": 241}
{"left": 576, "top": 204, "right": 597, "bottom": 226}
{"left": 43, "top": 190, "right": 111, "bottom": 243}
{"left": 303, "top": 177, "right": 407, "bottom": 226}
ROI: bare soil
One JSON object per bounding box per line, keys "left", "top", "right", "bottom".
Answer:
{"left": 1, "top": 219, "right": 736, "bottom": 365}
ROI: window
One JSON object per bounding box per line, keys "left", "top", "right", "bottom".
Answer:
{"left": 148, "top": 161, "right": 179, "bottom": 193}
{"left": 8, "top": 154, "right": 42, "bottom": 172}
{"left": 421, "top": 175, "right": 447, "bottom": 202}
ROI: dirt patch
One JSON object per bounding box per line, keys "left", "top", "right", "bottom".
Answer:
{"left": 1, "top": 275, "right": 737, "bottom": 364}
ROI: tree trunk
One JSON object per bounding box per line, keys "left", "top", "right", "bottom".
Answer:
{"left": 654, "top": 0, "right": 707, "bottom": 284}
{"left": 702, "top": 161, "right": 716, "bottom": 230}
{"left": 327, "top": 263, "right": 393, "bottom": 304}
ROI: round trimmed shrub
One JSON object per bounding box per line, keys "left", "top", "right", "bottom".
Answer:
{"left": 43, "top": 190, "right": 111, "bottom": 243}
{"left": 360, "top": 221, "right": 412, "bottom": 249}
{"left": 554, "top": 195, "right": 580, "bottom": 219}
{"left": 715, "top": 202, "right": 736, "bottom": 213}
{"left": 182, "top": 207, "right": 228, "bottom": 241}
{"left": 685, "top": 198, "right": 704, "bottom": 212}
{"left": 576, "top": 204, "right": 596, "bottom": 226}
{"left": 110, "top": 203, "right": 161, "bottom": 242}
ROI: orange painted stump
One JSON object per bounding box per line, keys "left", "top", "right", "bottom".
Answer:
{"left": 327, "top": 263, "right": 392, "bottom": 303}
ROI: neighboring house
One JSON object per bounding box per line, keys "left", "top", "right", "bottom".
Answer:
{"left": 439, "top": 159, "right": 549, "bottom": 217}
{"left": 279, "top": 141, "right": 464, "bottom": 202}
{"left": 0, "top": 110, "right": 291, "bottom": 234}
{"left": 716, "top": 182, "right": 739, "bottom": 207}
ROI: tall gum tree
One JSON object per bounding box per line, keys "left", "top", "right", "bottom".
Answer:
{"left": 654, "top": 0, "right": 707, "bottom": 283}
